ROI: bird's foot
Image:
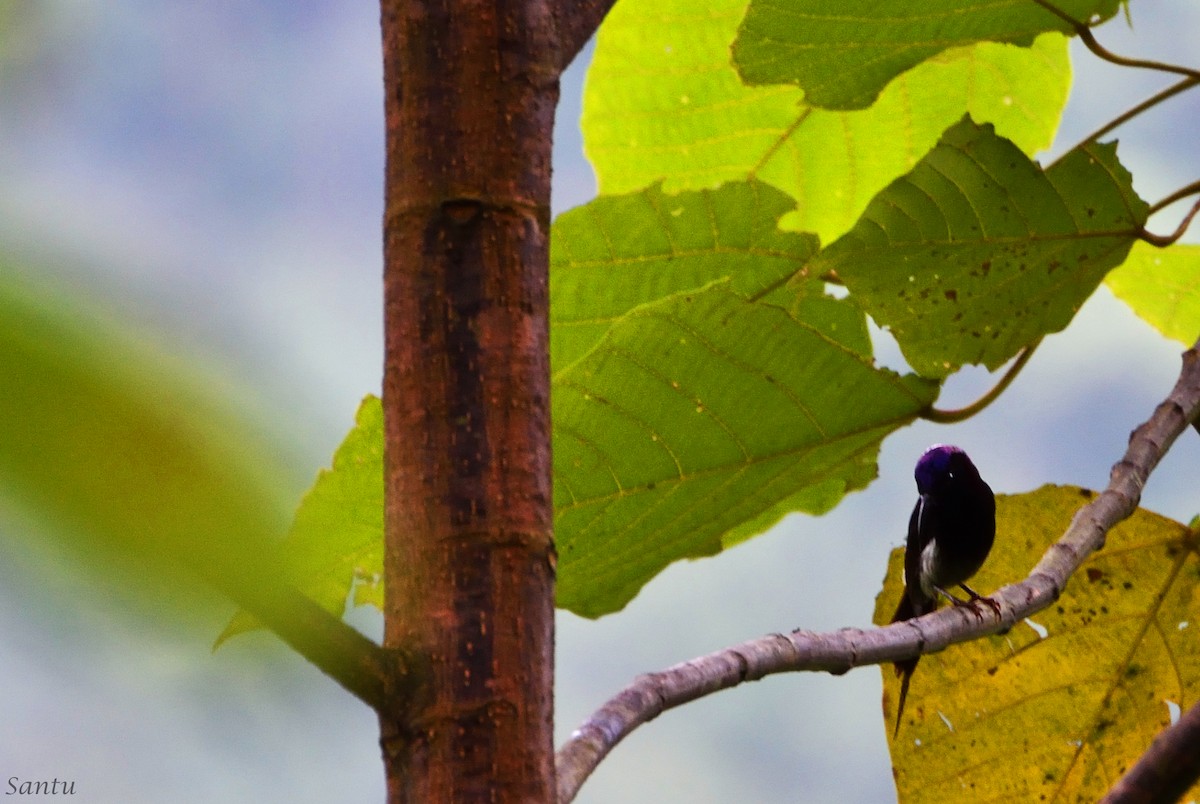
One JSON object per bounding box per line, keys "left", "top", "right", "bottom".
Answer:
{"left": 936, "top": 583, "right": 1001, "bottom": 621}
{"left": 959, "top": 582, "right": 1002, "bottom": 619}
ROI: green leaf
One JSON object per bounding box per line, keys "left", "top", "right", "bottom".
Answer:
{"left": 262, "top": 283, "right": 933, "bottom": 621}
{"left": 1106, "top": 242, "right": 1200, "bottom": 346}
{"left": 551, "top": 180, "right": 825, "bottom": 370}
{"left": 217, "top": 397, "right": 383, "bottom": 645}
{"left": 817, "top": 117, "right": 1149, "bottom": 378}
{"left": 875, "top": 485, "right": 1200, "bottom": 802}
{"left": 554, "top": 283, "right": 937, "bottom": 616}
{"left": 0, "top": 271, "right": 296, "bottom": 617}
{"left": 239, "top": 181, "right": 887, "bottom": 626}
{"left": 583, "top": 0, "right": 1070, "bottom": 242}
{"left": 732, "top": 0, "right": 1120, "bottom": 110}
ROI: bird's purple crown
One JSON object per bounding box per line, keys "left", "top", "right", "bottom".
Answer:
{"left": 914, "top": 443, "right": 965, "bottom": 491}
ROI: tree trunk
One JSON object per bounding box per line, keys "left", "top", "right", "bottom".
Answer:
{"left": 378, "top": 0, "right": 558, "bottom": 800}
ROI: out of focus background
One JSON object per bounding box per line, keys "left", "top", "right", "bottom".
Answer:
{"left": 1, "top": 2, "right": 1198, "bottom": 802}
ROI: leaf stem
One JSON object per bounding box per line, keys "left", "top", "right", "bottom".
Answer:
{"left": 1031, "top": 0, "right": 1200, "bottom": 80}
{"left": 1139, "top": 197, "right": 1200, "bottom": 247}
{"left": 1150, "top": 180, "right": 1200, "bottom": 215}
{"left": 921, "top": 341, "right": 1039, "bottom": 424}
{"left": 1060, "top": 76, "right": 1200, "bottom": 160}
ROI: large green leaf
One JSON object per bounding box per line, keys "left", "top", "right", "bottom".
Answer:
{"left": 817, "top": 117, "right": 1149, "bottom": 378}
{"left": 249, "top": 284, "right": 933, "bottom": 622}
{"left": 584, "top": 0, "right": 1070, "bottom": 242}
{"left": 237, "top": 180, "right": 894, "bottom": 627}
{"left": 875, "top": 485, "right": 1200, "bottom": 802}
{"left": 1106, "top": 242, "right": 1200, "bottom": 346}
{"left": 551, "top": 180, "right": 833, "bottom": 370}
{"left": 732, "top": 0, "right": 1120, "bottom": 110}
{"left": 555, "top": 283, "right": 937, "bottom": 616}
{"left": 0, "top": 271, "right": 296, "bottom": 617}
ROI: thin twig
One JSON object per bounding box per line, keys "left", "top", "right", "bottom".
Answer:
{"left": 1031, "top": 0, "right": 1200, "bottom": 80}
{"left": 1059, "top": 76, "right": 1200, "bottom": 161}
{"left": 554, "top": 338, "right": 1200, "bottom": 804}
{"left": 922, "top": 340, "right": 1040, "bottom": 424}
{"left": 1150, "top": 180, "right": 1200, "bottom": 215}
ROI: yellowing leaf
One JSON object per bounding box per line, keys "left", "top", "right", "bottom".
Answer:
{"left": 875, "top": 485, "right": 1200, "bottom": 802}
{"left": 1107, "top": 242, "right": 1200, "bottom": 346}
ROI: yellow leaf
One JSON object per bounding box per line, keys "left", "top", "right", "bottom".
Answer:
{"left": 875, "top": 484, "right": 1200, "bottom": 802}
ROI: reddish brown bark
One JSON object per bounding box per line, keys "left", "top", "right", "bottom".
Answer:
{"left": 378, "top": 0, "right": 559, "bottom": 800}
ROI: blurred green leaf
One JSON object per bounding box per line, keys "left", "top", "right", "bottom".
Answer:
{"left": 1106, "top": 242, "right": 1200, "bottom": 346}
{"left": 0, "top": 272, "right": 297, "bottom": 619}
{"left": 732, "top": 0, "right": 1119, "bottom": 110}
{"left": 817, "top": 117, "right": 1148, "bottom": 378}
{"left": 583, "top": 0, "right": 1070, "bottom": 242}
{"left": 554, "top": 283, "right": 937, "bottom": 616}
{"left": 875, "top": 485, "right": 1200, "bottom": 802}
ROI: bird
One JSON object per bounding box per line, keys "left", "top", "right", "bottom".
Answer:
{"left": 890, "top": 444, "right": 996, "bottom": 738}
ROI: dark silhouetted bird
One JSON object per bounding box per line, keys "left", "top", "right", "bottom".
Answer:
{"left": 890, "top": 444, "right": 996, "bottom": 738}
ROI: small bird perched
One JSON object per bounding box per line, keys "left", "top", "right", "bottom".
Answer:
{"left": 891, "top": 444, "right": 996, "bottom": 738}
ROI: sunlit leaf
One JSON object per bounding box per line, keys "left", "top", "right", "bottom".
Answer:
{"left": 551, "top": 180, "right": 824, "bottom": 369}
{"left": 817, "top": 117, "right": 1148, "bottom": 378}
{"left": 584, "top": 0, "right": 1070, "bottom": 242}
{"left": 875, "top": 485, "right": 1200, "bottom": 802}
{"left": 555, "top": 283, "right": 937, "bottom": 616}
{"left": 1106, "top": 242, "right": 1200, "bottom": 346}
{"left": 732, "top": 0, "right": 1119, "bottom": 110}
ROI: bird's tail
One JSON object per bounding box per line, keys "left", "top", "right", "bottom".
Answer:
{"left": 893, "top": 661, "right": 915, "bottom": 739}
{"left": 890, "top": 592, "right": 932, "bottom": 738}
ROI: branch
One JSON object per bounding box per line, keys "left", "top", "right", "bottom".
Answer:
{"left": 555, "top": 338, "right": 1200, "bottom": 804}
{"left": 555, "top": 0, "right": 618, "bottom": 71}
{"left": 1101, "top": 697, "right": 1200, "bottom": 803}
{"left": 197, "top": 554, "right": 399, "bottom": 712}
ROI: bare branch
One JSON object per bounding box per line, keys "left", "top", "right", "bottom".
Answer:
{"left": 1101, "top": 697, "right": 1200, "bottom": 803}
{"left": 555, "top": 338, "right": 1200, "bottom": 804}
